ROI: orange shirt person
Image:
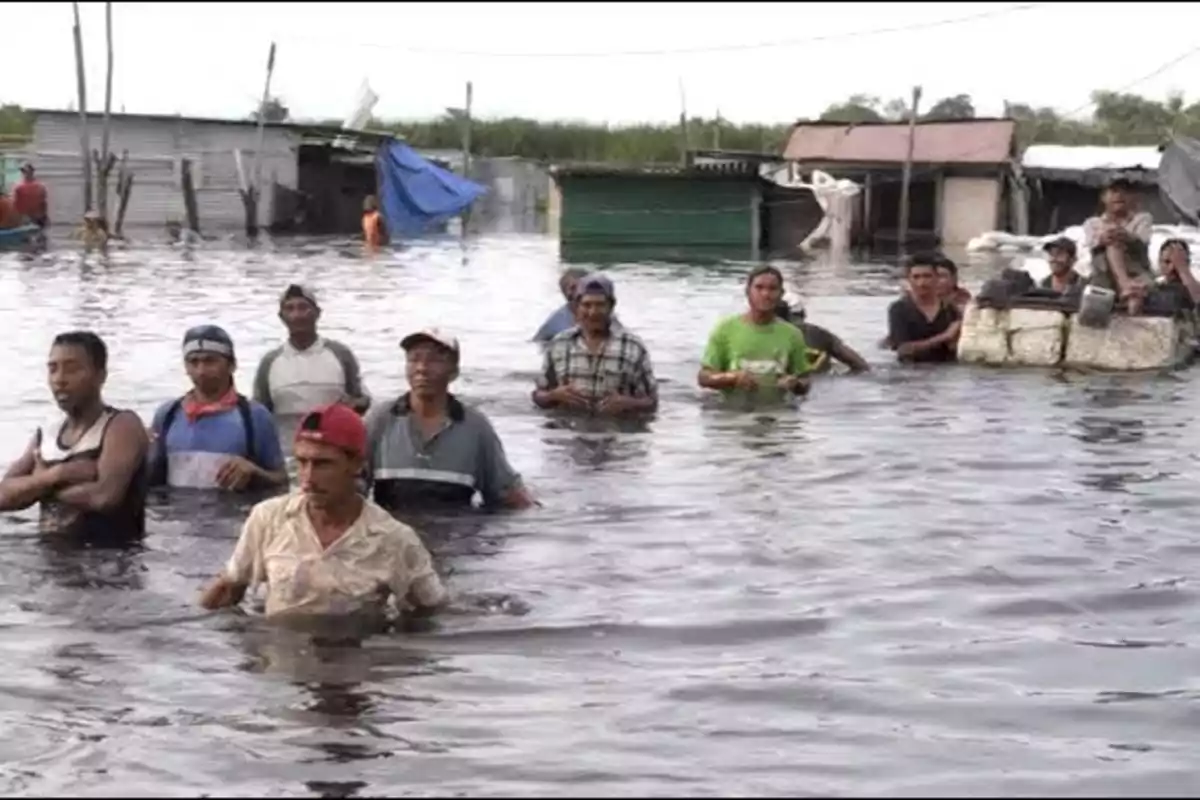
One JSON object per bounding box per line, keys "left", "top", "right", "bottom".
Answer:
{"left": 362, "top": 195, "right": 385, "bottom": 250}
{"left": 0, "top": 193, "right": 22, "bottom": 230}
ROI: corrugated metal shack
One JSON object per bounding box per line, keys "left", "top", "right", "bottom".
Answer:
{"left": 551, "top": 151, "right": 817, "bottom": 263}
{"left": 25, "top": 108, "right": 392, "bottom": 233}
{"left": 1019, "top": 144, "right": 1171, "bottom": 235}
{"left": 783, "top": 118, "right": 1018, "bottom": 249}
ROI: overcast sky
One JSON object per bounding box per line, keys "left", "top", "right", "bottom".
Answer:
{"left": 9, "top": 2, "right": 1200, "bottom": 126}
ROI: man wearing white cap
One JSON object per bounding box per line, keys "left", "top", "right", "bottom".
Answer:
{"left": 364, "top": 329, "right": 535, "bottom": 512}
{"left": 253, "top": 284, "right": 371, "bottom": 447}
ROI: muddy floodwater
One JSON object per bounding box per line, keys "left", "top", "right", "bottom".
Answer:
{"left": 0, "top": 233, "right": 1197, "bottom": 797}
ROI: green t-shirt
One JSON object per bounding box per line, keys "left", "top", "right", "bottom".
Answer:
{"left": 701, "top": 314, "right": 810, "bottom": 401}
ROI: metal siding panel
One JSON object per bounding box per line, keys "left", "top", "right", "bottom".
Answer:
{"left": 30, "top": 114, "right": 298, "bottom": 230}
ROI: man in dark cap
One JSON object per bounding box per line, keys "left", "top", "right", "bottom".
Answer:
{"left": 1040, "top": 236, "right": 1083, "bottom": 294}
{"left": 253, "top": 284, "right": 370, "bottom": 448}
{"left": 148, "top": 324, "right": 287, "bottom": 492}
{"left": 533, "top": 273, "right": 658, "bottom": 415}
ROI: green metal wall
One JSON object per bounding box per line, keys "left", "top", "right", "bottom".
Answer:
{"left": 558, "top": 175, "right": 759, "bottom": 263}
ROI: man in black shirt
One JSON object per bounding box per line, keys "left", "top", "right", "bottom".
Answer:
{"left": 887, "top": 252, "right": 961, "bottom": 363}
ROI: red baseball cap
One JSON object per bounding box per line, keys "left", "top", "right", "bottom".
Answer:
{"left": 294, "top": 403, "right": 367, "bottom": 458}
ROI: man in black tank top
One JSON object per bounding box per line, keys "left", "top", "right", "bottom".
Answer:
{"left": 0, "top": 332, "right": 149, "bottom": 542}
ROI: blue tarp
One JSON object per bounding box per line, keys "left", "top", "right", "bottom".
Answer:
{"left": 377, "top": 140, "right": 487, "bottom": 236}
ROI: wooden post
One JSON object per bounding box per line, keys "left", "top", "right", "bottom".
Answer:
{"left": 94, "top": 0, "right": 114, "bottom": 221}
{"left": 460, "top": 80, "right": 473, "bottom": 236}
{"left": 897, "top": 85, "right": 922, "bottom": 256}
{"left": 677, "top": 79, "right": 689, "bottom": 166}
{"left": 247, "top": 41, "right": 276, "bottom": 237}
{"left": 180, "top": 157, "right": 200, "bottom": 235}
{"left": 114, "top": 149, "right": 133, "bottom": 238}
{"left": 712, "top": 109, "right": 721, "bottom": 150}
{"left": 72, "top": 1, "right": 93, "bottom": 215}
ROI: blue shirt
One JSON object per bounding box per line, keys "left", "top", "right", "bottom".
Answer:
{"left": 532, "top": 304, "right": 575, "bottom": 343}
{"left": 150, "top": 399, "right": 285, "bottom": 489}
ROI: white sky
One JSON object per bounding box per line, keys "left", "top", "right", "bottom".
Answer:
{"left": 9, "top": 2, "right": 1200, "bottom": 126}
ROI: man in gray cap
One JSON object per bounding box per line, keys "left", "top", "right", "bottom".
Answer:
{"left": 148, "top": 325, "right": 288, "bottom": 492}
{"left": 364, "top": 328, "right": 535, "bottom": 512}
{"left": 533, "top": 273, "right": 657, "bottom": 415}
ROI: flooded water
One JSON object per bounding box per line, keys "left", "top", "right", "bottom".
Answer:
{"left": 0, "top": 233, "right": 1198, "bottom": 797}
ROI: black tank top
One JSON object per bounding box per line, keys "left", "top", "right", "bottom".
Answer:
{"left": 36, "top": 407, "right": 148, "bottom": 543}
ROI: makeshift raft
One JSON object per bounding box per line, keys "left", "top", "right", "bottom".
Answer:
{"left": 958, "top": 301, "right": 1197, "bottom": 371}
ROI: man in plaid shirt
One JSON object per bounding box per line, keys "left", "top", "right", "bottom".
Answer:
{"left": 532, "top": 274, "right": 658, "bottom": 416}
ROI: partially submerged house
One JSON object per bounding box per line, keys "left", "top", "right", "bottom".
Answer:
{"left": 1018, "top": 144, "right": 1172, "bottom": 234}
{"left": 550, "top": 151, "right": 820, "bottom": 263}
{"left": 25, "top": 108, "right": 393, "bottom": 234}
{"left": 782, "top": 118, "right": 1019, "bottom": 250}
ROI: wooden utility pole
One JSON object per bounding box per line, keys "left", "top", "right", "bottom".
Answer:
{"left": 897, "top": 85, "right": 922, "bottom": 256}
{"left": 95, "top": 0, "right": 114, "bottom": 221}
{"left": 712, "top": 109, "right": 722, "bottom": 150}
{"left": 245, "top": 41, "right": 276, "bottom": 237}
{"left": 677, "top": 78, "right": 689, "bottom": 166}
{"left": 460, "top": 80, "right": 473, "bottom": 236}
{"left": 72, "top": 1, "right": 93, "bottom": 215}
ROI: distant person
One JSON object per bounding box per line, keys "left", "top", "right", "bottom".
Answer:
{"left": 253, "top": 284, "right": 370, "bottom": 447}
{"left": 935, "top": 255, "right": 972, "bottom": 313}
{"left": 1082, "top": 177, "right": 1154, "bottom": 314}
{"left": 199, "top": 403, "right": 448, "bottom": 622}
{"left": 365, "top": 328, "right": 536, "bottom": 512}
{"left": 532, "top": 268, "right": 588, "bottom": 343}
{"left": 775, "top": 300, "right": 870, "bottom": 373}
{"left": 887, "top": 252, "right": 961, "bottom": 363}
{"left": 698, "top": 266, "right": 812, "bottom": 402}
{"left": 1156, "top": 238, "right": 1200, "bottom": 311}
{"left": 0, "top": 332, "right": 149, "bottom": 541}
{"left": 0, "top": 190, "right": 22, "bottom": 229}
{"left": 362, "top": 195, "right": 386, "bottom": 250}
{"left": 13, "top": 163, "right": 48, "bottom": 229}
{"left": 148, "top": 325, "right": 288, "bottom": 492}
{"left": 533, "top": 274, "right": 658, "bottom": 415}
{"left": 1040, "top": 237, "right": 1083, "bottom": 294}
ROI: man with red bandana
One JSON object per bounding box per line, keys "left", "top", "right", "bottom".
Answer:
{"left": 148, "top": 324, "right": 288, "bottom": 492}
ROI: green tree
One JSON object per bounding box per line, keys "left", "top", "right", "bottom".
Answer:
{"left": 922, "top": 93, "right": 975, "bottom": 121}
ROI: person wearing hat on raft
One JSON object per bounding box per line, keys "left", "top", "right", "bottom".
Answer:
{"left": 1040, "top": 236, "right": 1084, "bottom": 295}
{"left": 148, "top": 325, "right": 287, "bottom": 492}
{"left": 533, "top": 273, "right": 658, "bottom": 416}
{"left": 364, "top": 328, "right": 536, "bottom": 513}
{"left": 199, "top": 403, "right": 448, "bottom": 621}
{"left": 253, "top": 284, "right": 371, "bottom": 448}
{"left": 1081, "top": 177, "right": 1155, "bottom": 314}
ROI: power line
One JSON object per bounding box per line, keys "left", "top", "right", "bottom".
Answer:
{"left": 279, "top": 3, "right": 1045, "bottom": 60}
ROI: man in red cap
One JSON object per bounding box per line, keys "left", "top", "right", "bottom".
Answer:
{"left": 200, "top": 402, "right": 447, "bottom": 622}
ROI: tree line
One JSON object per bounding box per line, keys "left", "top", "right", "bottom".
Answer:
{"left": 2, "top": 90, "right": 1198, "bottom": 163}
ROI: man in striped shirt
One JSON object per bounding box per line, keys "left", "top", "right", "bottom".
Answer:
{"left": 532, "top": 274, "right": 657, "bottom": 416}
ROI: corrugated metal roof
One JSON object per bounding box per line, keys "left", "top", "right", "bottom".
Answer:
{"left": 551, "top": 161, "right": 761, "bottom": 179}
{"left": 783, "top": 118, "right": 1016, "bottom": 165}
{"left": 1022, "top": 144, "right": 1162, "bottom": 172}
{"left": 27, "top": 108, "right": 394, "bottom": 143}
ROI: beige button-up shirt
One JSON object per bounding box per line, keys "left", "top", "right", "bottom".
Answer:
{"left": 224, "top": 491, "right": 447, "bottom": 619}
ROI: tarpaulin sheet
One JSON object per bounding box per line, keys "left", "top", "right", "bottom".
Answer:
{"left": 377, "top": 141, "right": 486, "bottom": 235}
{"left": 1157, "top": 136, "right": 1200, "bottom": 226}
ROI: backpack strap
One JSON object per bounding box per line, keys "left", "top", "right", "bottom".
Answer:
{"left": 235, "top": 394, "right": 258, "bottom": 466}
{"left": 149, "top": 397, "right": 184, "bottom": 487}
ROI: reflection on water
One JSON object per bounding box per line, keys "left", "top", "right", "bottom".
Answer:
{"left": 0, "top": 234, "right": 1198, "bottom": 795}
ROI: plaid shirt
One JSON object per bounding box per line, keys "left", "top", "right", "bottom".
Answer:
{"left": 537, "top": 327, "right": 656, "bottom": 401}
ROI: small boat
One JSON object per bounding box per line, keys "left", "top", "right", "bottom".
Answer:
{"left": 0, "top": 224, "right": 39, "bottom": 250}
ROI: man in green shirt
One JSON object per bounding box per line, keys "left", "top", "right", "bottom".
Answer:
{"left": 698, "top": 266, "right": 811, "bottom": 403}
